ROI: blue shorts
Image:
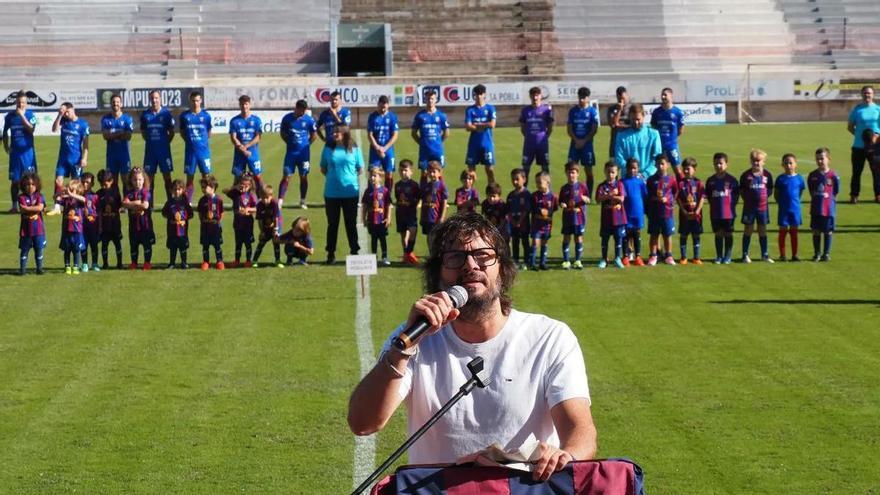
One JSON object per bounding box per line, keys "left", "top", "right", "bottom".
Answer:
{"left": 777, "top": 210, "right": 802, "bottom": 227}
{"left": 421, "top": 222, "right": 437, "bottom": 236}
{"left": 664, "top": 148, "right": 682, "bottom": 167}
{"left": 600, "top": 224, "right": 627, "bottom": 239}
{"left": 648, "top": 217, "right": 676, "bottom": 237}
{"left": 144, "top": 146, "right": 173, "bottom": 175}
{"left": 741, "top": 209, "right": 769, "bottom": 226}
{"left": 396, "top": 216, "right": 417, "bottom": 234}
{"left": 711, "top": 218, "right": 735, "bottom": 233}
{"left": 184, "top": 148, "right": 212, "bottom": 176}
{"left": 810, "top": 215, "right": 835, "bottom": 233}
{"left": 369, "top": 149, "right": 396, "bottom": 172}
{"left": 465, "top": 144, "right": 495, "bottom": 167}
{"left": 59, "top": 232, "right": 85, "bottom": 252}
{"left": 522, "top": 141, "right": 550, "bottom": 169}
{"left": 167, "top": 236, "right": 189, "bottom": 250}
{"left": 529, "top": 229, "right": 552, "bottom": 242}
{"left": 19, "top": 234, "right": 46, "bottom": 251}
{"left": 106, "top": 153, "right": 131, "bottom": 176}
{"left": 568, "top": 142, "right": 596, "bottom": 167}
{"left": 283, "top": 149, "right": 311, "bottom": 177}
{"left": 232, "top": 154, "right": 262, "bottom": 177}
{"left": 626, "top": 212, "right": 644, "bottom": 230}
{"left": 418, "top": 150, "right": 445, "bottom": 170}
{"left": 561, "top": 223, "right": 585, "bottom": 236}
{"left": 55, "top": 158, "right": 82, "bottom": 179}
{"left": 679, "top": 219, "right": 703, "bottom": 236}
{"left": 9, "top": 149, "right": 37, "bottom": 181}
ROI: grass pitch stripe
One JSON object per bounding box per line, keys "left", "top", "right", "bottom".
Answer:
{"left": 352, "top": 130, "right": 377, "bottom": 488}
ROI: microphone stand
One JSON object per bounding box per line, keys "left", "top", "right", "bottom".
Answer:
{"left": 350, "top": 357, "right": 492, "bottom": 495}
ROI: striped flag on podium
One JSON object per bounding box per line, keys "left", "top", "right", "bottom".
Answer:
{"left": 371, "top": 459, "right": 644, "bottom": 495}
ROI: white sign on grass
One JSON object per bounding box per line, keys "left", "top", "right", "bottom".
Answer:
{"left": 346, "top": 254, "right": 378, "bottom": 276}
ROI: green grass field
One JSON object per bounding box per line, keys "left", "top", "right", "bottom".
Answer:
{"left": 1, "top": 123, "right": 878, "bottom": 494}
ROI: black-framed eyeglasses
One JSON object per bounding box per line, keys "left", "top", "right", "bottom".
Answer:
{"left": 441, "top": 248, "right": 498, "bottom": 269}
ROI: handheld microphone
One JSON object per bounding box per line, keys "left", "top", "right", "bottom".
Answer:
{"left": 393, "top": 285, "right": 468, "bottom": 350}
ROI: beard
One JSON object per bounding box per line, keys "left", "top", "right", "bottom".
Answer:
{"left": 443, "top": 272, "right": 501, "bottom": 323}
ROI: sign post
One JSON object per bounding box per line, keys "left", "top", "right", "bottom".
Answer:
{"left": 346, "top": 254, "right": 378, "bottom": 299}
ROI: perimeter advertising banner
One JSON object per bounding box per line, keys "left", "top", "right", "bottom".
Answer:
{"left": 0, "top": 89, "right": 97, "bottom": 110}
{"left": 204, "top": 85, "right": 417, "bottom": 109}
{"left": 209, "top": 110, "right": 293, "bottom": 134}
{"left": 643, "top": 103, "right": 726, "bottom": 125}
{"left": 96, "top": 87, "right": 204, "bottom": 110}
{"left": 417, "top": 83, "right": 523, "bottom": 106}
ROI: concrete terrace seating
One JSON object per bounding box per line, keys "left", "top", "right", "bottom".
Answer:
{"left": 779, "top": 0, "right": 880, "bottom": 69}
{"left": 0, "top": 0, "right": 331, "bottom": 83}
{"left": 340, "top": 0, "right": 563, "bottom": 76}
{"left": 554, "top": 0, "right": 796, "bottom": 75}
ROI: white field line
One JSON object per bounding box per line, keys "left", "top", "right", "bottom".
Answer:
{"left": 352, "top": 130, "right": 377, "bottom": 490}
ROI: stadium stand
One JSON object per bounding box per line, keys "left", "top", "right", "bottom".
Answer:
{"left": 340, "top": 0, "right": 563, "bottom": 76}
{"left": 554, "top": 0, "right": 796, "bottom": 75}
{"left": 0, "top": 0, "right": 878, "bottom": 84}
{"left": 0, "top": 0, "right": 332, "bottom": 83}
{"left": 780, "top": 0, "right": 880, "bottom": 69}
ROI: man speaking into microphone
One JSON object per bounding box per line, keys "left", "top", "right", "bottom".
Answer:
{"left": 348, "top": 212, "right": 597, "bottom": 481}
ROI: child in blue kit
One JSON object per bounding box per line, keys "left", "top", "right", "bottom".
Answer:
{"left": 596, "top": 161, "right": 627, "bottom": 269}
{"left": 17, "top": 173, "right": 46, "bottom": 275}
{"left": 529, "top": 171, "right": 558, "bottom": 270}
{"left": 774, "top": 153, "right": 806, "bottom": 261}
{"left": 676, "top": 157, "right": 706, "bottom": 264}
{"left": 621, "top": 158, "right": 647, "bottom": 266}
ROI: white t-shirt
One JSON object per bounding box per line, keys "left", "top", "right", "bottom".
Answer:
{"left": 379, "top": 309, "right": 591, "bottom": 464}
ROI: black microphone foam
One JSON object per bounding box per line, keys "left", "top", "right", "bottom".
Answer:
{"left": 393, "top": 285, "right": 468, "bottom": 350}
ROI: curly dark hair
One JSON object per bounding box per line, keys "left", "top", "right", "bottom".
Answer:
{"left": 424, "top": 212, "right": 516, "bottom": 315}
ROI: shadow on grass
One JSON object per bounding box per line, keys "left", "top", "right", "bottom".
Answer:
{"left": 712, "top": 299, "right": 880, "bottom": 307}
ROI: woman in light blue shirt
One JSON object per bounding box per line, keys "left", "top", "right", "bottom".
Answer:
{"left": 321, "top": 125, "right": 362, "bottom": 263}
{"left": 847, "top": 85, "right": 880, "bottom": 203}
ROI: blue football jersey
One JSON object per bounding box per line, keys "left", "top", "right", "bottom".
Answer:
{"left": 412, "top": 109, "right": 449, "bottom": 156}
{"left": 367, "top": 110, "right": 399, "bottom": 147}
{"left": 101, "top": 112, "right": 134, "bottom": 162}
{"left": 229, "top": 113, "right": 262, "bottom": 161}
{"left": 650, "top": 105, "right": 685, "bottom": 151}
{"left": 567, "top": 105, "right": 599, "bottom": 139}
{"left": 179, "top": 109, "right": 212, "bottom": 157}
{"left": 464, "top": 104, "right": 496, "bottom": 148}
{"left": 280, "top": 113, "right": 317, "bottom": 153}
